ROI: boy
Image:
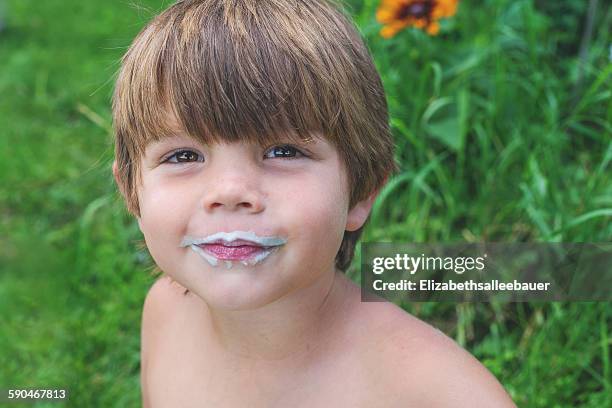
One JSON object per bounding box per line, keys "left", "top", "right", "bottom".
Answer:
{"left": 112, "top": 0, "right": 516, "bottom": 406}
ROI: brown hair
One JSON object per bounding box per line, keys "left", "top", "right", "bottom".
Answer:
{"left": 112, "top": 0, "right": 397, "bottom": 274}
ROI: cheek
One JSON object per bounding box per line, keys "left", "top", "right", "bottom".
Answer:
{"left": 278, "top": 167, "right": 349, "bottom": 262}
{"left": 137, "top": 180, "right": 193, "bottom": 268}
{"left": 139, "top": 175, "right": 195, "bottom": 221}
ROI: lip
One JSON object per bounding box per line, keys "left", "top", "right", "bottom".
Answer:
{"left": 197, "top": 243, "right": 269, "bottom": 261}
{"left": 180, "top": 230, "right": 287, "bottom": 268}
{"left": 203, "top": 239, "right": 266, "bottom": 247}
{"left": 180, "top": 231, "right": 288, "bottom": 247}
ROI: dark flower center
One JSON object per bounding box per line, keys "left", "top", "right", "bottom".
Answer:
{"left": 397, "top": 1, "right": 434, "bottom": 20}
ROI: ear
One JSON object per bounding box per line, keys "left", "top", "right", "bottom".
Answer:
{"left": 345, "top": 189, "right": 380, "bottom": 232}
{"left": 113, "top": 160, "right": 143, "bottom": 225}
{"left": 345, "top": 176, "right": 389, "bottom": 231}
{"left": 112, "top": 160, "right": 120, "bottom": 185}
{"left": 112, "top": 160, "right": 126, "bottom": 199}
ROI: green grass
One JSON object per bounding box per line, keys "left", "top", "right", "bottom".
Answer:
{"left": 1, "top": 0, "right": 610, "bottom": 406}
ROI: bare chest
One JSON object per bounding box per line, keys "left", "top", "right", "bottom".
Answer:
{"left": 145, "top": 330, "right": 394, "bottom": 408}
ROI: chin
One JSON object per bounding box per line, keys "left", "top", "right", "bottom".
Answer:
{"left": 185, "top": 269, "right": 289, "bottom": 312}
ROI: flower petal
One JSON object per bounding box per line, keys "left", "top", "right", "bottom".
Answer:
{"left": 426, "top": 21, "right": 440, "bottom": 35}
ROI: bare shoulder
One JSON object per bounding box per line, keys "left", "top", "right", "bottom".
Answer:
{"left": 142, "top": 275, "right": 191, "bottom": 336}
{"left": 355, "top": 302, "right": 516, "bottom": 407}
{"left": 140, "top": 275, "right": 201, "bottom": 406}
{"left": 141, "top": 275, "right": 204, "bottom": 350}
{"left": 143, "top": 275, "right": 190, "bottom": 315}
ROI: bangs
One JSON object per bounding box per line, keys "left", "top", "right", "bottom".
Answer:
{"left": 112, "top": 0, "right": 366, "bottom": 156}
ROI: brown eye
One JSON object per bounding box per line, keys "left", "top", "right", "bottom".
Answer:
{"left": 264, "top": 145, "right": 305, "bottom": 159}
{"left": 164, "top": 149, "right": 204, "bottom": 164}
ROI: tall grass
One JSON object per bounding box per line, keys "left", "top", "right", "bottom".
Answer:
{"left": 0, "top": 0, "right": 610, "bottom": 406}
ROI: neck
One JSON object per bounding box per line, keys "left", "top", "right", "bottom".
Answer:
{"left": 206, "top": 269, "right": 355, "bottom": 366}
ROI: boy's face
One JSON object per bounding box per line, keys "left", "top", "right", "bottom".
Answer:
{"left": 113, "top": 131, "right": 375, "bottom": 310}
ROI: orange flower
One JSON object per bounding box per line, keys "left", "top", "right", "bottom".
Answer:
{"left": 376, "top": 0, "right": 459, "bottom": 38}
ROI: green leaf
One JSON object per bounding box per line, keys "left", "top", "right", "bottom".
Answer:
{"left": 426, "top": 116, "right": 461, "bottom": 152}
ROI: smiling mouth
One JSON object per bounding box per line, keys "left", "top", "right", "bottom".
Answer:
{"left": 180, "top": 231, "right": 287, "bottom": 268}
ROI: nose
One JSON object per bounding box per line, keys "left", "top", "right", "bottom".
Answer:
{"left": 201, "top": 170, "right": 265, "bottom": 214}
